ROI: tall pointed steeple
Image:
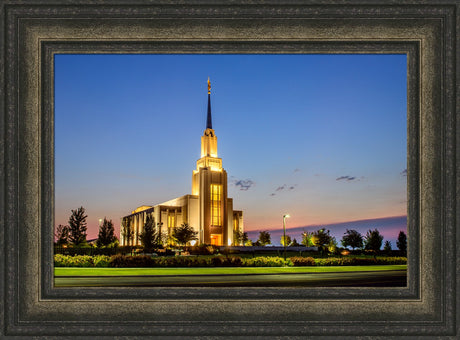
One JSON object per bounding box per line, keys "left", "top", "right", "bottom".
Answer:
{"left": 197, "top": 77, "right": 219, "bottom": 161}
{"left": 206, "top": 77, "right": 212, "bottom": 129}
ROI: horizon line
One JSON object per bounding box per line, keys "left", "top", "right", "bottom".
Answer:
{"left": 246, "top": 214, "right": 407, "bottom": 232}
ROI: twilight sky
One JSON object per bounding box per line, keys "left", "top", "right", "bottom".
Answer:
{"left": 54, "top": 54, "right": 407, "bottom": 241}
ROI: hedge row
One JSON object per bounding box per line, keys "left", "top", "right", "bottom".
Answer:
{"left": 243, "top": 256, "right": 288, "bottom": 267}
{"left": 108, "top": 255, "right": 276, "bottom": 268}
{"left": 290, "top": 256, "right": 407, "bottom": 266}
{"left": 54, "top": 254, "right": 407, "bottom": 268}
{"left": 54, "top": 254, "right": 111, "bottom": 267}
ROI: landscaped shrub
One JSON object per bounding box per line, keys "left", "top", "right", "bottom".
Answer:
{"left": 227, "top": 256, "right": 243, "bottom": 266}
{"left": 56, "top": 254, "right": 407, "bottom": 268}
{"left": 210, "top": 256, "right": 243, "bottom": 267}
{"left": 108, "top": 255, "right": 244, "bottom": 268}
{"left": 290, "top": 256, "right": 316, "bottom": 266}
{"left": 242, "top": 256, "right": 290, "bottom": 267}
{"left": 313, "top": 257, "right": 407, "bottom": 266}
{"left": 375, "top": 256, "right": 407, "bottom": 265}
{"left": 54, "top": 254, "right": 111, "bottom": 267}
{"left": 92, "top": 255, "right": 111, "bottom": 267}
{"left": 189, "top": 244, "right": 218, "bottom": 255}
{"left": 109, "top": 254, "right": 154, "bottom": 268}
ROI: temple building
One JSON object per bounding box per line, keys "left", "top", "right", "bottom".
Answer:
{"left": 120, "top": 79, "right": 244, "bottom": 246}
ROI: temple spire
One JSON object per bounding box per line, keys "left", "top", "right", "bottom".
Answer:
{"left": 206, "top": 77, "right": 212, "bottom": 129}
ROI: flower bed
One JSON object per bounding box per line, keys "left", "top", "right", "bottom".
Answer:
{"left": 54, "top": 254, "right": 407, "bottom": 268}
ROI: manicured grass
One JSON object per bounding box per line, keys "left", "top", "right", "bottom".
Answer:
{"left": 55, "top": 265, "right": 406, "bottom": 277}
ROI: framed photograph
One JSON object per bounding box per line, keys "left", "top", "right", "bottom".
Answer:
{"left": 1, "top": 1, "right": 457, "bottom": 337}
{"left": 53, "top": 53, "right": 408, "bottom": 288}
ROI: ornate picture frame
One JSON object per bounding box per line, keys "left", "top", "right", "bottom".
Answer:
{"left": 1, "top": 1, "right": 457, "bottom": 337}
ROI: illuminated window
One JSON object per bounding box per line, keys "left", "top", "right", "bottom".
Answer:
{"left": 210, "top": 184, "right": 222, "bottom": 226}
{"left": 233, "top": 217, "right": 238, "bottom": 231}
{"left": 168, "top": 215, "right": 175, "bottom": 229}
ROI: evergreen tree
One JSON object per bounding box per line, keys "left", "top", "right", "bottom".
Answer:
{"left": 396, "top": 231, "right": 407, "bottom": 253}
{"left": 290, "top": 238, "right": 300, "bottom": 247}
{"left": 54, "top": 224, "right": 69, "bottom": 245}
{"left": 139, "top": 215, "right": 160, "bottom": 252}
{"left": 341, "top": 229, "right": 364, "bottom": 250}
{"left": 96, "top": 217, "right": 117, "bottom": 247}
{"left": 68, "top": 206, "right": 87, "bottom": 245}
{"left": 383, "top": 240, "right": 392, "bottom": 253}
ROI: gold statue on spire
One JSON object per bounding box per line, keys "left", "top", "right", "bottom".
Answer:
{"left": 207, "top": 77, "right": 211, "bottom": 94}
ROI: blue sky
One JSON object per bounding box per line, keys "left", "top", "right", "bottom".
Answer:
{"left": 55, "top": 54, "right": 407, "bottom": 241}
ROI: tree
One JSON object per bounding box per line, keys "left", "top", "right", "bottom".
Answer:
{"left": 139, "top": 215, "right": 160, "bottom": 252}
{"left": 290, "top": 238, "right": 300, "bottom": 247}
{"left": 280, "top": 235, "right": 291, "bottom": 247}
{"left": 341, "top": 229, "right": 364, "bottom": 250}
{"left": 233, "top": 229, "right": 248, "bottom": 246}
{"left": 121, "top": 218, "right": 134, "bottom": 246}
{"left": 301, "top": 230, "right": 314, "bottom": 247}
{"left": 244, "top": 237, "right": 253, "bottom": 246}
{"left": 68, "top": 206, "right": 88, "bottom": 245}
{"left": 327, "top": 237, "right": 338, "bottom": 254}
{"left": 96, "top": 217, "right": 117, "bottom": 248}
{"left": 54, "top": 224, "right": 69, "bottom": 245}
{"left": 241, "top": 232, "right": 249, "bottom": 246}
{"left": 257, "top": 230, "right": 271, "bottom": 246}
{"left": 364, "top": 229, "right": 383, "bottom": 252}
{"left": 172, "top": 223, "right": 198, "bottom": 246}
{"left": 383, "top": 240, "right": 392, "bottom": 253}
{"left": 396, "top": 231, "right": 407, "bottom": 253}
{"left": 310, "top": 228, "right": 332, "bottom": 253}
{"left": 158, "top": 223, "right": 168, "bottom": 246}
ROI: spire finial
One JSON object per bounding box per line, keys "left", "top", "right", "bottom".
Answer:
{"left": 206, "top": 77, "right": 212, "bottom": 129}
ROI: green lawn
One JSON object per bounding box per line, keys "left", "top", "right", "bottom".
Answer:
{"left": 55, "top": 265, "right": 406, "bottom": 277}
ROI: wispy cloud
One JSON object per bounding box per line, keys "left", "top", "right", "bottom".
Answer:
{"left": 232, "top": 179, "right": 255, "bottom": 191}
{"left": 270, "top": 184, "right": 297, "bottom": 196}
{"left": 336, "top": 175, "right": 357, "bottom": 181}
{"left": 401, "top": 169, "right": 407, "bottom": 177}
{"left": 293, "top": 168, "right": 301, "bottom": 173}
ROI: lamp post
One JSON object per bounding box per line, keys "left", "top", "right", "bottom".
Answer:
{"left": 283, "top": 214, "right": 290, "bottom": 262}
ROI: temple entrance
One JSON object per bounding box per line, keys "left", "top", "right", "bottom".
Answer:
{"left": 210, "top": 234, "right": 222, "bottom": 246}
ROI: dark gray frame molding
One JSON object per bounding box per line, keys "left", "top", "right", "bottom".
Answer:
{"left": 1, "top": 1, "right": 457, "bottom": 338}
